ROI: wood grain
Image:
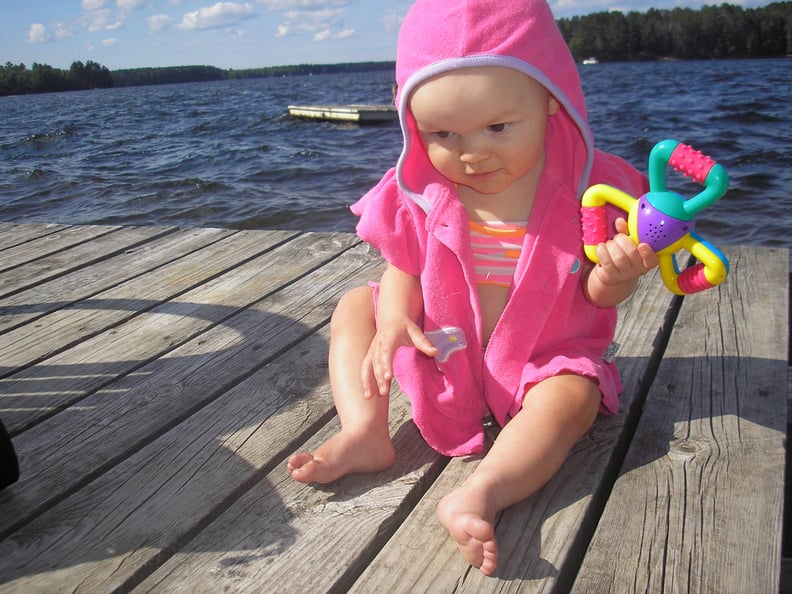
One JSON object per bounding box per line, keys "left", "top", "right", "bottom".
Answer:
{"left": 0, "top": 226, "right": 786, "bottom": 594}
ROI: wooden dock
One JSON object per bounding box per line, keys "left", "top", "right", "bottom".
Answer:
{"left": 0, "top": 223, "right": 788, "bottom": 593}
{"left": 287, "top": 104, "right": 398, "bottom": 123}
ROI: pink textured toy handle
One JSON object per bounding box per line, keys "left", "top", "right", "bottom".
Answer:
{"left": 581, "top": 205, "right": 608, "bottom": 245}
{"left": 677, "top": 263, "right": 714, "bottom": 294}
{"left": 669, "top": 143, "right": 717, "bottom": 184}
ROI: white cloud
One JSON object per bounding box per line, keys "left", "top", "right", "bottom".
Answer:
{"left": 28, "top": 21, "right": 76, "bottom": 44}
{"left": 117, "top": 0, "right": 149, "bottom": 9}
{"left": 275, "top": 7, "right": 353, "bottom": 41}
{"left": 313, "top": 26, "right": 353, "bottom": 41}
{"left": 53, "top": 22, "right": 74, "bottom": 40}
{"left": 264, "top": 2, "right": 357, "bottom": 42}
{"left": 258, "top": 0, "right": 346, "bottom": 9}
{"left": 82, "top": 0, "right": 108, "bottom": 10}
{"left": 313, "top": 28, "right": 330, "bottom": 41}
{"left": 147, "top": 14, "right": 173, "bottom": 32}
{"left": 381, "top": 9, "right": 403, "bottom": 31}
{"left": 102, "top": 37, "right": 119, "bottom": 46}
{"left": 333, "top": 27, "right": 354, "bottom": 39}
{"left": 28, "top": 23, "right": 48, "bottom": 43}
{"left": 85, "top": 9, "right": 125, "bottom": 32}
{"left": 178, "top": 2, "right": 256, "bottom": 31}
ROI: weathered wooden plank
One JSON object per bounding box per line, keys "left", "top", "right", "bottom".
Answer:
{"left": 0, "top": 243, "right": 385, "bottom": 592}
{"left": 0, "top": 226, "right": 238, "bottom": 334}
{"left": 571, "top": 246, "right": 789, "bottom": 594}
{"left": 0, "top": 327, "right": 332, "bottom": 592}
{"left": 134, "top": 390, "right": 443, "bottom": 594}
{"left": 349, "top": 440, "right": 493, "bottom": 593}
{"left": 0, "top": 231, "right": 349, "bottom": 435}
{"left": 348, "top": 266, "right": 680, "bottom": 592}
{"left": 0, "top": 228, "right": 297, "bottom": 380}
{"left": 0, "top": 223, "right": 68, "bottom": 250}
{"left": 0, "top": 224, "right": 120, "bottom": 276}
{"left": 0, "top": 225, "right": 178, "bottom": 299}
{"left": 0, "top": 240, "right": 380, "bottom": 540}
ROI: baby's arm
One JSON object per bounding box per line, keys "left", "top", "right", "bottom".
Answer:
{"left": 361, "top": 263, "right": 439, "bottom": 398}
{"left": 584, "top": 218, "right": 658, "bottom": 308}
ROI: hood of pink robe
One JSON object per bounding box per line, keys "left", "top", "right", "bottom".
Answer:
{"left": 393, "top": 0, "right": 595, "bottom": 212}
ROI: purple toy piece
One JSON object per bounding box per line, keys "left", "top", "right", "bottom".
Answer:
{"left": 636, "top": 194, "right": 693, "bottom": 252}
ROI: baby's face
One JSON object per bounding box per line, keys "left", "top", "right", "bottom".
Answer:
{"left": 409, "top": 66, "right": 559, "bottom": 196}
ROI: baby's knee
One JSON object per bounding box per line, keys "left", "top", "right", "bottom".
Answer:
{"left": 555, "top": 375, "right": 601, "bottom": 435}
{"left": 525, "top": 374, "right": 601, "bottom": 432}
{"left": 331, "top": 285, "right": 374, "bottom": 328}
{"left": 334, "top": 285, "right": 374, "bottom": 314}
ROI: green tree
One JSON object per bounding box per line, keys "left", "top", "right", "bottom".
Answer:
{"left": 0, "top": 60, "right": 113, "bottom": 96}
{"left": 0, "top": 62, "right": 29, "bottom": 95}
{"left": 84, "top": 60, "right": 113, "bottom": 88}
{"left": 30, "top": 63, "right": 65, "bottom": 93}
{"left": 559, "top": 2, "right": 792, "bottom": 62}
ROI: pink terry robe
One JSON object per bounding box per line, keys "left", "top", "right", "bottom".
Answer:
{"left": 351, "top": 0, "right": 649, "bottom": 456}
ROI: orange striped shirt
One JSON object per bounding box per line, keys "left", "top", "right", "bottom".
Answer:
{"left": 469, "top": 220, "right": 527, "bottom": 287}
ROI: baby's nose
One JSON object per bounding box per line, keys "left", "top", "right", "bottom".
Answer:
{"left": 459, "top": 137, "right": 489, "bottom": 163}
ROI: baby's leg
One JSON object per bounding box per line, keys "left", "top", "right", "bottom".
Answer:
{"left": 288, "top": 286, "right": 395, "bottom": 484}
{"left": 437, "top": 374, "right": 601, "bottom": 575}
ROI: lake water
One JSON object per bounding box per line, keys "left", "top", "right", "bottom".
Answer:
{"left": 1, "top": 59, "right": 790, "bottom": 259}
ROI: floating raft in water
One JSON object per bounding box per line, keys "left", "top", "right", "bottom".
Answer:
{"left": 287, "top": 103, "right": 397, "bottom": 123}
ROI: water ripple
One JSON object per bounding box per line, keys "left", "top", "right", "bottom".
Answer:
{"left": 0, "top": 59, "right": 789, "bottom": 263}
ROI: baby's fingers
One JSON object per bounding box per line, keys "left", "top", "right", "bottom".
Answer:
{"left": 362, "top": 343, "right": 395, "bottom": 398}
{"left": 407, "top": 324, "right": 439, "bottom": 358}
{"left": 360, "top": 356, "right": 380, "bottom": 399}
{"left": 636, "top": 242, "right": 659, "bottom": 270}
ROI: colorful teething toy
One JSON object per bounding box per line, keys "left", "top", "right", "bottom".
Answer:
{"left": 581, "top": 139, "right": 730, "bottom": 295}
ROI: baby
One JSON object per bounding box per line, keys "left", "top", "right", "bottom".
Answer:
{"left": 288, "top": 0, "right": 658, "bottom": 575}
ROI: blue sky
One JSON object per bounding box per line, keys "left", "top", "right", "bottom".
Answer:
{"left": 1, "top": 0, "right": 773, "bottom": 70}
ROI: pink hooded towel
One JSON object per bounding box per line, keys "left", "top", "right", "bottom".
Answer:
{"left": 351, "top": 0, "right": 648, "bottom": 456}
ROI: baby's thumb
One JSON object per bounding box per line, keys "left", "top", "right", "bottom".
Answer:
{"left": 408, "top": 325, "right": 439, "bottom": 357}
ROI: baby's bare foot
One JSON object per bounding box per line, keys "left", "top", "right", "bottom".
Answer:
{"left": 437, "top": 477, "right": 499, "bottom": 575}
{"left": 287, "top": 428, "right": 395, "bottom": 484}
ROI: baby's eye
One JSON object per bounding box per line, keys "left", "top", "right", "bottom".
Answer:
{"left": 433, "top": 131, "right": 454, "bottom": 139}
{"left": 487, "top": 122, "right": 510, "bottom": 133}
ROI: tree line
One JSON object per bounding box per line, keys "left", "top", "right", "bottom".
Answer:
{"left": 1, "top": 2, "right": 790, "bottom": 97}
{"left": 0, "top": 60, "right": 396, "bottom": 96}
{"left": 0, "top": 60, "right": 112, "bottom": 96}
{"left": 558, "top": 1, "right": 792, "bottom": 61}
{"left": 110, "top": 61, "right": 394, "bottom": 88}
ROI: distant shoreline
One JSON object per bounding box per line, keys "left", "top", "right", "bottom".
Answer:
{"left": 110, "top": 61, "right": 396, "bottom": 89}
{"left": 4, "top": 54, "right": 791, "bottom": 98}
{"left": 0, "top": 61, "right": 397, "bottom": 97}
{"left": 4, "top": 1, "right": 791, "bottom": 97}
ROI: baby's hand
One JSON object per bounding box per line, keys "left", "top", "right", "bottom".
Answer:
{"left": 362, "top": 319, "right": 438, "bottom": 398}
{"left": 594, "top": 218, "right": 658, "bottom": 286}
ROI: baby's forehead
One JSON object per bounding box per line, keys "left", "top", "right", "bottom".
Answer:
{"left": 411, "top": 65, "right": 537, "bottom": 93}
{"left": 408, "top": 66, "right": 549, "bottom": 116}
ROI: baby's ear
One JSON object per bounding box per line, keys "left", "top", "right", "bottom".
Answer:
{"left": 548, "top": 95, "right": 561, "bottom": 116}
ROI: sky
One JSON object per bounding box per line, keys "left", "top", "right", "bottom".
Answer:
{"left": 0, "top": 0, "right": 773, "bottom": 71}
